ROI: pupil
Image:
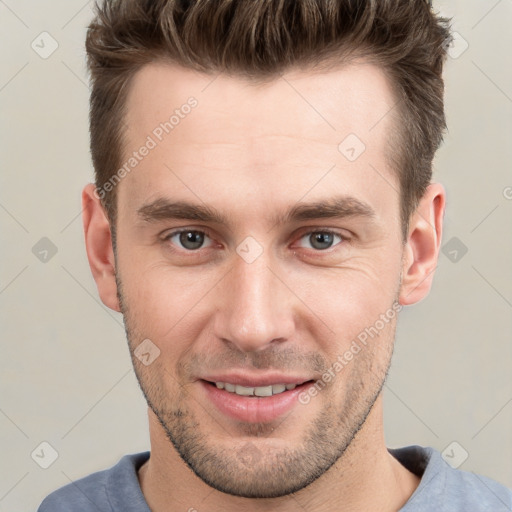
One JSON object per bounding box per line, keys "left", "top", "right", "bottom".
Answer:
{"left": 311, "top": 232, "right": 333, "bottom": 250}
{"left": 180, "top": 231, "right": 204, "bottom": 250}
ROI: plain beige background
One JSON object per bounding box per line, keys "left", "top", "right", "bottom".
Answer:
{"left": 1, "top": 1, "right": 511, "bottom": 510}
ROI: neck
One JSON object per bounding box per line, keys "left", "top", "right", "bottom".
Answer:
{"left": 138, "top": 396, "right": 420, "bottom": 512}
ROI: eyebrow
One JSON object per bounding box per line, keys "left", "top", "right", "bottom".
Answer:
{"left": 136, "top": 195, "right": 376, "bottom": 227}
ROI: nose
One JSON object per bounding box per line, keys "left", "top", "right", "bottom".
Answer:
{"left": 213, "top": 248, "right": 296, "bottom": 353}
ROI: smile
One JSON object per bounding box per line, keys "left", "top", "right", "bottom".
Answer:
{"left": 201, "top": 379, "right": 315, "bottom": 423}
{"left": 213, "top": 381, "right": 302, "bottom": 397}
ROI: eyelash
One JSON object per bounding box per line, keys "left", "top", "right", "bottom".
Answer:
{"left": 161, "top": 227, "right": 348, "bottom": 253}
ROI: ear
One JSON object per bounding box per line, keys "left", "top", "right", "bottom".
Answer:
{"left": 82, "top": 183, "right": 121, "bottom": 312}
{"left": 399, "top": 182, "right": 446, "bottom": 306}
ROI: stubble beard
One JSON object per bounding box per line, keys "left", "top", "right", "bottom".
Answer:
{"left": 116, "top": 273, "right": 395, "bottom": 498}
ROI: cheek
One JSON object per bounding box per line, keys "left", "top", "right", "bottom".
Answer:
{"left": 117, "top": 235, "right": 402, "bottom": 359}
{"left": 118, "top": 259, "right": 218, "bottom": 344}
{"left": 294, "top": 258, "right": 401, "bottom": 342}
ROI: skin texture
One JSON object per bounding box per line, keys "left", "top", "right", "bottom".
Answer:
{"left": 82, "top": 60, "right": 445, "bottom": 511}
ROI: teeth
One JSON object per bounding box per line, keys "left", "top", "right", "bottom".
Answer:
{"left": 214, "top": 382, "right": 300, "bottom": 397}
{"left": 255, "top": 385, "right": 273, "bottom": 397}
{"left": 235, "top": 384, "right": 254, "bottom": 396}
{"left": 269, "top": 384, "right": 286, "bottom": 395}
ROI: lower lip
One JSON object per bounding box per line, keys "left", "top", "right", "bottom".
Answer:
{"left": 200, "top": 380, "right": 313, "bottom": 423}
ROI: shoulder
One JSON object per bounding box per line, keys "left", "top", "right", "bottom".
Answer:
{"left": 37, "top": 451, "right": 150, "bottom": 512}
{"left": 390, "top": 445, "right": 512, "bottom": 512}
{"left": 441, "top": 459, "right": 512, "bottom": 510}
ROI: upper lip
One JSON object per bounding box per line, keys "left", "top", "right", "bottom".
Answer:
{"left": 200, "top": 373, "right": 314, "bottom": 387}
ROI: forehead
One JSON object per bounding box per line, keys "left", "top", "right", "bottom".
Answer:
{"left": 124, "top": 59, "right": 395, "bottom": 142}
{"left": 119, "top": 60, "right": 399, "bottom": 224}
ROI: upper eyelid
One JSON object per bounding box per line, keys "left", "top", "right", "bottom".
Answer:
{"left": 161, "top": 227, "right": 349, "bottom": 248}
{"left": 161, "top": 228, "right": 216, "bottom": 246}
{"left": 162, "top": 227, "right": 211, "bottom": 239}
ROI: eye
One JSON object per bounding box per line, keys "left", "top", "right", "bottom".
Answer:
{"left": 296, "top": 230, "right": 345, "bottom": 251}
{"left": 163, "top": 229, "right": 214, "bottom": 251}
{"left": 161, "top": 227, "right": 347, "bottom": 254}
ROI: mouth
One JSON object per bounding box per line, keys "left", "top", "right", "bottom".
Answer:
{"left": 200, "top": 379, "right": 316, "bottom": 423}
{"left": 204, "top": 379, "right": 313, "bottom": 396}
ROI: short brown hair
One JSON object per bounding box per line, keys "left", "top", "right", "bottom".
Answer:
{"left": 85, "top": 0, "right": 452, "bottom": 241}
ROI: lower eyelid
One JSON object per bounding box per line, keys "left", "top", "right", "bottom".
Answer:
{"left": 162, "top": 229, "right": 347, "bottom": 251}
{"left": 164, "top": 230, "right": 214, "bottom": 249}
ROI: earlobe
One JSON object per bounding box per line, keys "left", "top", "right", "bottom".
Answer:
{"left": 82, "top": 183, "right": 121, "bottom": 312}
{"left": 399, "top": 183, "right": 445, "bottom": 306}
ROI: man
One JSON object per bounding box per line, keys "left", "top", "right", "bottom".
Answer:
{"left": 38, "top": 0, "right": 511, "bottom": 510}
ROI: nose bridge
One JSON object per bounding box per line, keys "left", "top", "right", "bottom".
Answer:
{"left": 215, "top": 248, "right": 295, "bottom": 352}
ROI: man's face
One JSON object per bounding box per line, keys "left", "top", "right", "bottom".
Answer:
{"left": 114, "top": 61, "right": 405, "bottom": 498}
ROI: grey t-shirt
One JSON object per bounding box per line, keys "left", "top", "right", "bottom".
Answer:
{"left": 37, "top": 445, "right": 512, "bottom": 511}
